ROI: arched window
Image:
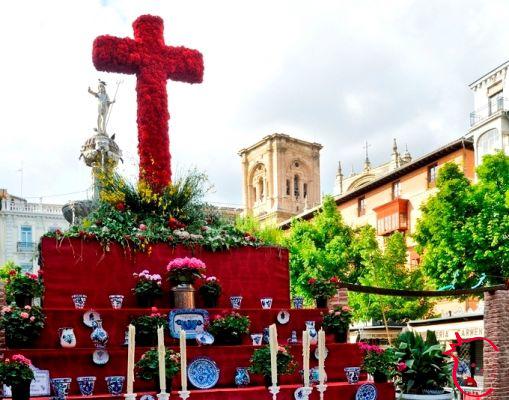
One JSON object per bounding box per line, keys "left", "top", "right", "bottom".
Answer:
{"left": 303, "top": 183, "right": 308, "bottom": 198}
{"left": 294, "top": 175, "right": 300, "bottom": 198}
{"left": 258, "top": 177, "right": 264, "bottom": 200}
{"left": 477, "top": 128, "right": 501, "bottom": 164}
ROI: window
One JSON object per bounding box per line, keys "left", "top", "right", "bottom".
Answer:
{"left": 303, "top": 183, "right": 308, "bottom": 198}
{"left": 392, "top": 181, "right": 401, "bottom": 200}
{"left": 294, "top": 175, "right": 300, "bottom": 198}
{"left": 358, "top": 196, "right": 366, "bottom": 216}
{"left": 477, "top": 128, "right": 501, "bottom": 164}
{"left": 427, "top": 164, "right": 438, "bottom": 187}
{"left": 489, "top": 91, "right": 503, "bottom": 115}
{"left": 20, "top": 226, "right": 32, "bottom": 243}
{"left": 286, "top": 179, "right": 290, "bottom": 196}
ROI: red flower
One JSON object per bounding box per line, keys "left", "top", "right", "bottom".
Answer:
{"left": 9, "top": 270, "right": 17, "bottom": 276}
{"left": 397, "top": 362, "right": 407, "bottom": 372}
{"left": 308, "top": 278, "right": 317, "bottom": 285}
{"left": 139, "top": 224, "right": 147, "bottom": 231}
{"left": 330, "top": 276, "right": 340, "bottom": 284}
{"left": 115, "top": 202, "right": 126, "bottom": 211}
{"left": 168, "top": 217, "right": 185, "bottom": 230}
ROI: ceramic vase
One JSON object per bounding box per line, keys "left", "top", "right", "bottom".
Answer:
{"left": 109, "top": 294, "right": 124, "bottom": 309}
{"left": 172, "top": 283, "right": 195, "bottom": 308}
{"left": 306, "top": 321, "right": 318, "bottom": 345}
{"left": 260, "top": 297, "right": 273, "bottom": 309}
{"left": 230, "top": 295, "right": 243, "bottom": 309}
{"left": 105, "top": 376, "right": 125, "bottom": 396}
{"left": 90, "top": 319, "right": 108, "bottom": 348}
{"left": 234, "top": 367, "right": 250, "bottom": 387}
{"left": 51, "top": 377, "right": 72, "bottom": 400}
{"left": 262, "top": 327, "right": 270, "bottom": 344}
{"left": 292, "top": 296, "right": 304, "bottom": 309}
{"left": 59, "top": 327, "right": 76, "bottom": 348}
{"left": 251, "top": 333, "right": 263, "bottom": 346}
{"left": 77, "top": 376, "right": 96, "bottom": 396}
{"left": 288, "top": 330, "right": 298, "bottom": 344}
{"left": 344, "top": 367, "right": 361, "bottom": 384}
{"left": 71, "top": 294, "right": 87, "bottom": 309}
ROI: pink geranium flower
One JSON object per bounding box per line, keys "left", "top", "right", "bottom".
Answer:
{"left": 397, "top": 362, "right": 407, "bottom": 372}
{"left": 20, "top": 312, "right": 29, "bottom": 319}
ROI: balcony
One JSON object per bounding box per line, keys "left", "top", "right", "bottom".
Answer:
{"left": 17, "top": 242, "right": 36, "bottom": 252}
{"left": 373, "top": 198, "right": 409, "bottom": 236}
{"left": 470, "top": 96, "right": 509, "bottom": 127}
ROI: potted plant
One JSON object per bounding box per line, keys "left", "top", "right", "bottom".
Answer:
{"left": 6, "top": 271, "right": 44, "bottom": 307}
{"left": 131, "top": 308, "right": 167, "bottom": 346}
{"left": 308, "top": 277, "right": 339, "bottom": 308}
{"left": 135, "top": 347, "right": 180, "bottom": 390}
{"left": 394, "top": 331, "right": 453, "bottom": 399}
{"left": 0, "top": 354, "right": 34, "bottom": 400}
{"left": 358, "top": 342, "right": 396, "bottom": 383}
{"left": 166, "top": 257, "right": 206, "bottom": 308}
{"left": 198, "top": 276, "right": 222, "bottom": 307}
{"left": 321, "top": 305, "right": 352, "bottom": 342}
{"left": 132, "top": 269, "right": 163, "bottom": 307}
{"left": 249, "top": 345, "right": 297, "bottom": 387}
{"left": 0, "top": 304, "right": 45, "bottom": 348}
{"left": 208, "top": 311, "right": 250, "bottom": 345}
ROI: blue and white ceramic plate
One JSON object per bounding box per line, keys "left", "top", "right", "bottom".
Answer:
{"left": 187, "top": 357, "right": 220, "bottom": 389}
{"left": 195, "top": 331, "right": 215, "bottom": 345}
{"left": 140, "top": 395, "right": 155, "bottom": 400}
{"left": 294, "top": 387, "right": 306, "bottom": 400}
{"left": 92, "top": 349, "right": 109, "bottom": 365}
{"left": 355, "top": 383, "right": 377, "bottom": 400}
{"left": 83, "top": 310, "right": 101, "bottom": 328}
{"left": 314, "top": 346, "right": 329, "bottom": 360}
{"left": 169, "top": 309, "right": 209, "bottom": 339}
{"left": 277, "top": 310, "right": 290, "bottom": 324}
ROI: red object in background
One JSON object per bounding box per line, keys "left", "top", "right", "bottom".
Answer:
{"left": 92, "top": 15, "right": 204, "bottom": 192}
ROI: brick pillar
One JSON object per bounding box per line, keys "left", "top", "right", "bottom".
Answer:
{"left": 484, "top": 290, "right": 509, "bottom": 400}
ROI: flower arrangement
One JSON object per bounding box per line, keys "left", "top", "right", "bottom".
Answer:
{"left": 0, "top": 354, "right": 34, "bottom": 400}
{"left": 131, "top": 308, "right": 167, "bottom": 346}
{"left": 167, "top": 257, "right": 206, "bottom": 285}
{"left": 358, "top": 342, "right": 396, "bottom": 383}
{"left": 198, "top": 276, "right": 222, "bottom": 307}
{"left": 0, "top": 305, "right": 45, "bottom": 347}
{"left": 208, "top": 311, "right": 250, "bottom": 345}
{"left": 394, "top": 331, "right": 452, "bottom": 394}
{"left": 249, "top": 345, "right": 297, "bottom": 384}
{"left": 132, "top": 269, "right": 163, "bottom": 307}
{"left": 321, "top": 305, "right": 352, "bottom": 342}
{"left": 308, "top": 277, "right": 339, "bottom": 307}
{"left": 6, "top": 270, "right": 44, "bottom": 306}
{"left": 136, "top": 347, "right": 180, "bottom": 388}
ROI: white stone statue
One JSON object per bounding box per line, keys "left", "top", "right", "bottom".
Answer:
{"left": 88, "top": 80, "right": 115, "bottom": 134}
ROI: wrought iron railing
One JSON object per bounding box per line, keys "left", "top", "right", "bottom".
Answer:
{"left": 470, "top": 96, "right": 509, "bottom": 126}
{"left": 17, "top": 242, "right": 36, "bottom": 252}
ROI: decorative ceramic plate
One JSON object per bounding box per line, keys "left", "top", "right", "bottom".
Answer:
{"left": 277, "top": 310, "right": 290, "bottom": 324}
{"left": 294, "top": 387, "right": 306, "bottom": 400}
{"left": 83, "top": 310, "right": 101, "bottom": 328}
{"left": 314, "top": 346, "right": 328, "bottom": 360}
{"left": 195, "top": 332, "right": 215, "bottom": 345}
{"left": 92, "top": 349, "right": 109, "bottom": 365}
{"left": 355, "top": 383, "right": 377, "bottom": 400}
{"left": 169, "top": 309, "right": 209, "bottom": 339}
{"left": 187, "top": 357, "right": 220, "bottom": 389}
{"left": 140, "top": 395, "right": 156, "bottom": 400}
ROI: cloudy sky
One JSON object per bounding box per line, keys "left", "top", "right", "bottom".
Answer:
{"left": 1, "top": 0, "right": 508, "bottom": 207}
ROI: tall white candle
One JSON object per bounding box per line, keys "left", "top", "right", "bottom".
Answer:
{"left": 179, "top": 329, "right": 187, "bottom": 392}
{"left": 318, "top": 329, "right": 326, "bottom": 385}
{"left": 269, "top": 324, "right": 278, "bottom": 387}
{"left": 157, "top": 326, "right": 166, "bottom": 392}
{"left": 127, "top": 324, "right": 136, "bottom": 394}
{"left": 302, "top": 330, "right": 310, "bottom": 387}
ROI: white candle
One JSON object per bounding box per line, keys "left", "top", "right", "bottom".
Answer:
{"left": 179, "top": 329, "right": 187, "bottom": 391}
{"left": 127, "top": 324, "right": 136, "bottom": 394}
{"left": 318, "top": 329, "right": 326, "bottom": 385}
{"left": 302, "top": 330, "right": 310, "bottom": 387}
{"left": 269, "top": 324, "right": 278, "bottom": 387}
{"left": 157, "top": 326, "right": 166, "bottom": 392}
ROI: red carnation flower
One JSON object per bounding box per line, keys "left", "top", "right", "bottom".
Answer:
{"left": 115, "top": 202, "right": 126, "bottom": 211}
{"left": 330, "top": 276, "right": 340, "bottom": 283}
{"left": 308, "top": 278, "right": 317, "bottom": 285}
{"left": 397, "top": 362, "right": 407, "bottom": 372}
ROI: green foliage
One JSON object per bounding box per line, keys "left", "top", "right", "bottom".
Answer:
{"left": 349, "top": 231, "right": 433, "bottom": 323}
{"left": 135, "top": 348, "right": 180, "bottom": 382}
{"left": 0, "top": 261, "right": 20, "bottom": 281}
{"left": 132, "top": 271, "right": 163, "bottom": 298}
{"left": 5, "top": 271, "right": 44, "bottom": 300}
{"left": 198, "top": 277, "right": 222, "bottom": 300}
{"left": 131, "top": 313, "right": 167, "bottom": 341}
{"left": 235, "top": 215, "right": 284, "bottom": 246}
{"left": 415, "top": 153, "right": 509, "bottom": 288}
{"left": 249, "top": 345, "right": 297, "bottom": 378}
{"left": 0, "top": 304, "right": 46, "bottom": 347}
{"left": 394, "top": 331, "right": 452, "bottom": 394}
{"left": 286, "top": 196, "right": 369, "bottom": 299}
{"left": 0, "top": 356, "right": 34, "bottom": 387}
{"left": 208, "top": 312, "right": 250, "bottom": 343}
{"left": 308, "top": 277, "right": 339, "bottom": 298}
{"left": 358, "top": 342, "right": 397, "bottom": 377}
{"left": 321, "top": 305, "right": 352, "bottom": 334}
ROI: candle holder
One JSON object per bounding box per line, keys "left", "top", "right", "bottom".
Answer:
{"left": 268, "top": 385, "right": 280, "bottom": 400}
{"left": 178, "top": 390, "right": 190, "bottom": 400}
{"left": 317, "top": 383, "right": 327, "bottom": 400}
{"left": 157, "top": 392, "right": 170, "bottom": 400}
{"left": 124, "top": 394, "right": 137, "bottom": 400}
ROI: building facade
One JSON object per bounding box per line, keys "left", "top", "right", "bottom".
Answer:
{"left": 0, "top": 189, "right": 68, "bottom": 271}
{"left": 239, "top": 133, "right": 322, "bottom": 225}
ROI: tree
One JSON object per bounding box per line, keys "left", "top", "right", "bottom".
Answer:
{"left": 415, "top": 152, "right": 509, "bottom": 288}
{"left": 234, "top": 215, "right": 284, "bottom": 246}
{"left": 350, "top": 231, "right": 433, "bottom": 323}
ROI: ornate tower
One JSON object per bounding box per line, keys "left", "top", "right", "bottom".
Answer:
{"left": 239, "top": 133, "right": 322, "bottom": 225}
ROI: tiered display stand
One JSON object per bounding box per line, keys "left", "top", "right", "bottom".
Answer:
{"left": 5, "top": 237, "right": 395, "bottom": 399}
